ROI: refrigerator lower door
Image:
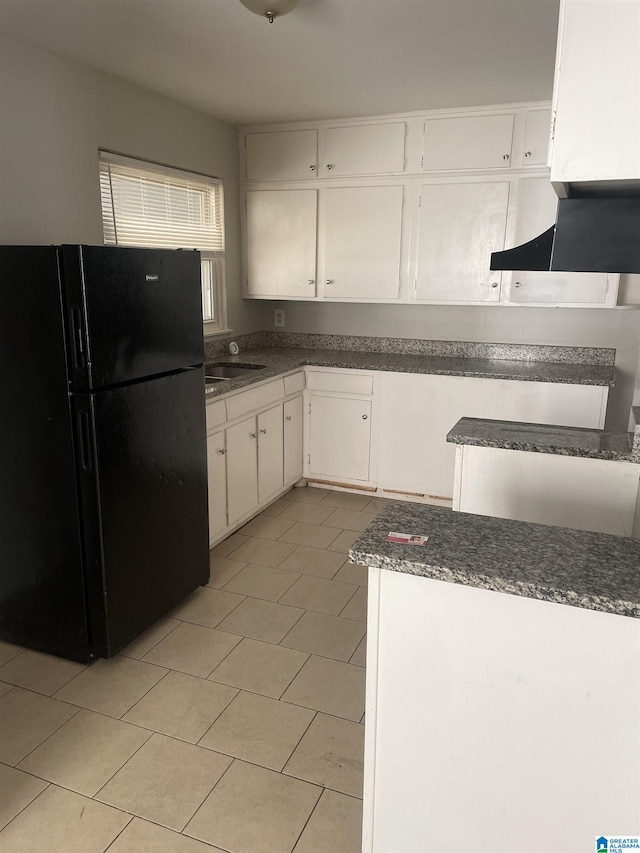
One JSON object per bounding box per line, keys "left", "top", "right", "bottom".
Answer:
{"left": 74, "top": 367, "right": 209, "bottom": 658}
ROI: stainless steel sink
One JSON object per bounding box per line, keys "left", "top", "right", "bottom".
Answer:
{"left": 204, "top": 362, "right": 266, "bottom": 381}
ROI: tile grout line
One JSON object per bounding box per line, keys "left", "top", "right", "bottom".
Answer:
{"left": 0, "top": 781, "right": 52, "bottom": 837}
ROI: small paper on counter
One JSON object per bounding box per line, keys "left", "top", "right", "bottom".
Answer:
{"left": 385, "top": 532, "right": 429, "bottom": 546}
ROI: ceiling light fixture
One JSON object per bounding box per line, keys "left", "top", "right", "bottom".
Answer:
{"left": 238, "top": 0, "right": 300, "bottom": 23}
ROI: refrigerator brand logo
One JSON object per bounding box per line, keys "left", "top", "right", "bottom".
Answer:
{"left": 145, "top": 274, "right": 159, "bottom": 282}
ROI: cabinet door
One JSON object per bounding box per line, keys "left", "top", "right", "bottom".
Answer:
{"left": 246, "top": 189, "right": 317, "bottom": 298}
{"left": 522, "top": 109, "right": 552, "bottom": 166}
{"left": 415, "top": 181, "right": 509, "bottom": 302}
{"left": 207, "top": 430, "right": 228, "bottom": 546}
{"left": 323, "top": 185, "right": 403, "bottom": 299}
{"left": 422, "top": 114, "right": 514, "bottom": 171}
{"left": 550, "top": 0, "right": 640, "bottom": 188}
{"left": 226, "top": 418, "right": 258, "bottom": 524}
{"left": 324, "top": 123, "right": 406, "bottom": 176}
{"left": 284, "top": 396, "right": 303, "bottom": 484}
{"left": 245, "top": 129, "right": 318, "bottom": 180}
{"left": 508, "top": 177, "right": 610, "bottom": 304}
{"left": 257, "top": 404, "right": 284, "bottom": 503}
{"left": 308, "top": 395, "right": 372, "bottom": 482}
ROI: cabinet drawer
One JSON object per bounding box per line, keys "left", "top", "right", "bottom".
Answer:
{"left": 284, "top": 371, "right": 305, "bottom": 396}
{"left": 226, "top": 378, "right": 285, "bottom": 421}
{"left": 206, "top": 399, "right": 227, "bottom": 432}
{"left": 306, "top": 370, "right": 373, "bottom": 395}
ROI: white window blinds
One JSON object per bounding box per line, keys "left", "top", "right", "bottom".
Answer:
{"left": 98, "top": 152, "right": 224, "bottom": 253}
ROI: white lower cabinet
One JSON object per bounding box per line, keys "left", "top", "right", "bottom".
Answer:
{"left": 257, "top": 404, "right": 284, "bottom": 503}
{"left": 377, "top": 372, "right": 608, "bottom": 501}
{"left": 207, "top": 429, "right": 228, "bottom": 547}
{"left": 284, "top": 396, "right": 304, "bottom": 484}
{"left": 226, "top": 417, "right": 259, "bottom": 526}
{"left": 307, "top": 394, "right": 373, "bottom": 483}
{"left": 305, "top": 368, "right": 378, "bottom": 487}
{"left": 206, "top": 378, "right": 305, "bottom": 546}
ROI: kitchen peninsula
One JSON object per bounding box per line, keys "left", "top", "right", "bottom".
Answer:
{"left": 350, "top": 502, "right": 640, "bottom": 853}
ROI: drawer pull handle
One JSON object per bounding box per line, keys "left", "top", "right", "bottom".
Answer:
{"left": 524, "top": 151, "right": 532, "bottom": 159}
{"left": 260, "top": 428, "right": 267, "bottom": 434}
{"left": 217, "top": 448, "right": 226, "bottom": 455}
{"left": 514, "top": 281, "right": 522, "bottom": 288}
{"left": 503, "top": 153, "right": 510, "bottom": 161}
{"left": 250, "top": 432, "right": 257, "bottom": 439}
{"left": 309, "top": 164, "right": 316, "bottom": 171}
{"left": 491, "top": 281, "right": 499, "bottom": 288}
{"left": 362, "top": 414, "right": 368, "bottom": 420}
{"left": 286, "top": 416, "right": 292, "bottom": 421}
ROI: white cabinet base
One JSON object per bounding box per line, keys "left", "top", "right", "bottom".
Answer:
{"left": 364, "top": 568, "right": 640, "bottom": 853}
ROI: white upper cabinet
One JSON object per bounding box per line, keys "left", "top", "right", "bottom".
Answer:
{"left": 549, "top": 0, "right": 640, "bottom": 193}
{"left": 415, "top": 180, "right": 509, "bottom": 302}
{"left": 422, "top": 114, "right": 515, "bottom": 171}
{"left": 245, "top": 189, "right": 317, "bottom": 298}
{"left": 506, "top": 176, "right": 613, "bottom": 305}
{"left": 323, "top": 185, "right": 404, "bottom": 300}
{"left": 522, "top": 109, "right": 552, "bottom": 166}
{"left": 324, "top": 122, "right": 406, "bottom": 176}
{"left": 245, "top": 129, "right": 318, "bottom": 180}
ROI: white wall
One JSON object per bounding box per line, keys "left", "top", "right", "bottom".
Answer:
{"left": 269, "top": 300, "right": 640, "bottom": 430}
{"left": 0, "top": 33, "right": 265, "bottom": 335}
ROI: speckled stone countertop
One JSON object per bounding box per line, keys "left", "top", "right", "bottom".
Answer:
{"left": 204, "top": 346, "right": 615, "bottom": 399}
{"left": 447, "top": 417, "right": 636, "bottom": 461}
{"left": 349, "top": 503, "right": 640, "bottom": 618}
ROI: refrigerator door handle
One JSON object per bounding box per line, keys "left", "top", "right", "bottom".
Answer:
{"left": 77, "top": 410, "right": 93, "bottom": 471}
{"left": 70, "top": 306, "right": 86, "bottom": 371}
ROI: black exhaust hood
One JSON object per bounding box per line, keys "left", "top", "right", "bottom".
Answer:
{"left": 490, "top": 198, "right": 640, "bottom": 274}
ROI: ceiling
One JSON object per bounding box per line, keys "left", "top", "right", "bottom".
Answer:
{"left": 0, "top": 0, "right": 560, "bottom": 126}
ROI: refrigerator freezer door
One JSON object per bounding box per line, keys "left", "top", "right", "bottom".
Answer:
{"left": 74, "top": 367, "right": 209, "bottom": 657}
{"left": 0, "top": 246, "right": 90, "bottom": 662}
{"left": 61, "top": 245, "right": 204, "bottom": 390}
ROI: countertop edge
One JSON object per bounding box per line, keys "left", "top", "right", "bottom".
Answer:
{"left": 349, "top": 548, "right": 640, "bottom": 619}
{"left": 446, "top": 417, "right": 636, "bottom": 462}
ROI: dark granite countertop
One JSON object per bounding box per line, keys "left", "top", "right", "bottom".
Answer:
{"left": 204, "top": 346, "right": 616, "bottom": 400}
{"left": 447, "top": 416, "right": 636, "bottom": 461}
{"left": 349, "top": 502, "right": 640, "bottom": 618}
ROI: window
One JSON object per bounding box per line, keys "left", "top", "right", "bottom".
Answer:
{"left": 98, "top": 151, "right": 227, "bottom": 333}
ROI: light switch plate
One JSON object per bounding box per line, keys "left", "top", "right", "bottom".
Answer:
{"left": 274, "top": 308, "right": 285, "bottom": 328}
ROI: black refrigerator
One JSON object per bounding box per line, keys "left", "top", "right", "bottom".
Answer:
{"left": 0, "top": 245, "right": 209, "bottom": 663}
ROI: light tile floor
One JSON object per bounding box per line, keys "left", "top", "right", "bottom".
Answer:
{"left": 0, "top": 486, "right": 387, "bottom": 853}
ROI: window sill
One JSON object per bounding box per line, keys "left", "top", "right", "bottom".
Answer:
{"left": 204, "top": 327, "right": 234, "bottom": 339}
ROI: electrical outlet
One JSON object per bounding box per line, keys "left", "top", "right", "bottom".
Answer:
{"left": 274, "top": 308, "right": 285, "bottom": 328}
